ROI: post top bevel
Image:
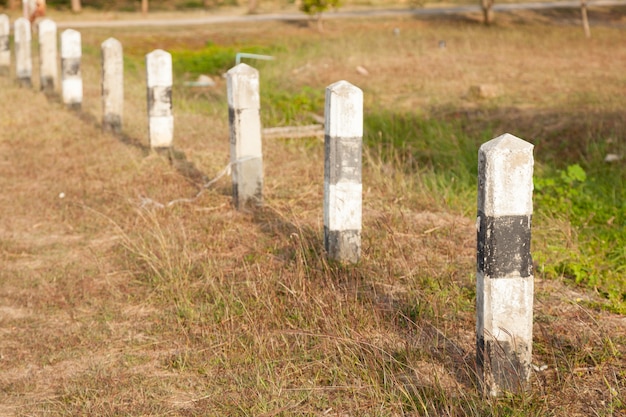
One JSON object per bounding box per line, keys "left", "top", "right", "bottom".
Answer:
{"left": 102, "top": 37, "right": 122, "bottom": 48}
{"left": 480, "top": 133, "right": 534, "bottom": 154}
{"left": 38, "top": 18, "right": 56, "bottom": 33}
{"left": 61, "top": 28, "right": 80, "bottom": 38}
{"left": 227, "top": 62, "right": 259, "bottom": 76}
{"left": 14, "top": 18, "right": 30, "bottom": 41}
{"left": 146, "top": 49, "right": 172, "bottom": 87}
{"left": 325, "top": 80, "right": 363, "bottom": 138}
{"left": 327, "top": 80, "right": 362, "bottom": 96}
{"left": 478, "top": 133, "right": 534, "bottom": 217}
{"left": 146, "top": 49, "right": 171, "bottom": 59}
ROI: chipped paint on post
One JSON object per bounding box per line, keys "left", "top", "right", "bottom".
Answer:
{"left": 146, "top": 49, "right": 173, "bottom": 148}
{"left": 476, "top": 133, "right": 534, "bottom": 397}
{"left": 227, "top": 63, "right": 263, "bottom": 209}
{"left": 323, "top": 80, "right": 363, "bottom": 264}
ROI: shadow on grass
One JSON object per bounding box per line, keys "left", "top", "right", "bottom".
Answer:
{"left": 61, "top": 100, "right": 222, "bottom": 191}
{"left": 248, "top": 200, "right": 480, "bottom": 411}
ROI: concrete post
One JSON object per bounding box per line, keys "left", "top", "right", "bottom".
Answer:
{"left": 60, "top": 29, "right": 82, "bottom": 110}
{"left": 226, "top": 63, "right": 263, "bottom": 209}
{"left": 145, "top": 49, "right": 173, "bottom": 148}
{"left": 0, "top": 15, "right": 9, "bottom": 76}
{"left": 101, "top": 37, "right": 123, "bottom": 134}
{"left": 476, "top": 133, "right": 534, "bottom": 397}
{"left": 323, "top": 80, "right": 363, "bottom": 264}
{"left": 38, "top": 19, "right": 57, "bottom": 93}
{"left": 14, "top": 17, "right": 31, "bottom": 87}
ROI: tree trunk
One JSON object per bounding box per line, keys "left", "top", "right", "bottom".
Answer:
{"left": 141, "top": 0, "right": 149, "bottom": 15}
{"left": 8, "top": 0, "right": 19, "bottom": 11}
{"left": 71, "top": 0, "right": 82, "bottom": 13}
{"left": 481, "top": 0, "right": 494, "bottom": 25}
{"left": 581, "top": 0, "right": 591, "bottom": 38}
{"left": 247, "top": 0, "right": 259, "bottom": 14}
{"left": 316, "top": 12, "right": 324, "bottom": 32}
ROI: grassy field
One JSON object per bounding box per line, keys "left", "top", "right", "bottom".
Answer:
{"left": 0, "top": 5, "right": 625, "bottom": 416}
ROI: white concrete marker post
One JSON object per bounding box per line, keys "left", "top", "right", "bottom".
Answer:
{"left": 476, "top": 133, "right": 534, "bottom": 397}
{"left": 60, "top": 29, "right": 82, "bottom": 110}
{"left": 323, "top": 80, "right": 363, "bottom": 264}
{"left": 14, "top": 17, "right": 31, "bottom": 87}
{"left": 226, "top": 63, "right": 263, "bottom": 209}
{"left": 101, "top": 38, "right": 123, "bottom": 134}
{"left": 0, "top": 15, "right": 9, "bottom": 76}
{"left": 38, "top": 19, "right": 58, "bottom": 93}
{"left": 146, "top": 49, "right": 173, "bottom": 148}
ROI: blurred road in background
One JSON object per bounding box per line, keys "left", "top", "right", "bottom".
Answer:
{"left": 54, "top": 0, "right": 626, "bottom": 28}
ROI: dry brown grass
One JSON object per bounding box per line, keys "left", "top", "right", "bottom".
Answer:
{"left": 0, "top": 7, "right": 625, "bottom": 416}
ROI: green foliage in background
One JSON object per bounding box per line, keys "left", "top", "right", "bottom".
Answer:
{"left": 358, "top": 111, "right": 625, "bottom": 313}
{"left": 168, "top": 35, "right": 626, "bottom": 314}
{"left": 535, "top": 163, "right": 626, "bottom": 312}
{"left": 364, "top": 112, "right": 485, "bottom": 179}
{"left": 261, "top": 85, "right": 324, "bottom": 126}
{"left": 171, "top": 42, "right": 275, "bottom": 77}
{"left": 363, "top": 112, "right": 487, "bottom": 210}
{"left": 299, "top": 0, "right": 341, "bottom": 16}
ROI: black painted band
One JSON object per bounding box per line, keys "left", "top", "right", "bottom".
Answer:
{"left": 61, "top": 57, "right": 80, "bottom": 77}
{"left": 324, "top": 228, "right": 361, "bottom": 257}
{"left": 477, "top": 336, "right": 531, "bottom": 393}
{"left": 147, "top": 86, "right": 172, "bottom": 117}
{"left": 324, "top": 135, "right": 362, "bottom": 184}
{"left": 477, "top": 212, "right": 532, "bottom": 278}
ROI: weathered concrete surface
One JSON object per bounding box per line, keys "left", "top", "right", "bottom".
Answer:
{"left": 476, "top": 133, "right": 534, "bottom": 397}
{"left": 227, "top": 63, "right": 263, "bottom": 209}
{"left": 14, "top": 18, "right": 31, "bottom": 87}
{"left": 146, "top": 49, "right": 173, "bottom": 148}
{"left": 101, "top": 37, "right": 123, "bottom": 133}
{"left": 323, "top": 80, "right": 363, "bottom": 264}
{"left": 38, "top": 19, "right": 58, "bottom": 93}
{"left": 61, "top": 29, "right": 82, "bottom": 109}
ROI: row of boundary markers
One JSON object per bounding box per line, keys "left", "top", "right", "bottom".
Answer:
{"left": 0, "top": 14, "right": 535, "bottom": 397}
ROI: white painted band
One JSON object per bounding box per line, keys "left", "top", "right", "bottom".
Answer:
{"left": 146, "top": 50, "right": 172, "bottom": 87}
{"left": 325, "top": 80, "right": 363, "bottom": 138}
{"left": 38, "top": 19, "right": 56, "bottom": 36}
{"left": 14, "top": 18, "right": 31, "bottom": 43}
{"left": 324, "top": 182, "right": 362, "bottom": 231}
{"left": 39, "top": 36, "right": 57, "bottom": 79}
{"left": 61, "top": 29, "right": 81, "bottom": 59}
{"left": 149, "top": 116, "right": 174, "bottom": 147}
{"left": 226, "top": 63, "right": 260, "bottom": 109}
{"left": 479, "top": 133, "right": 534, "bottom": 217}
{"left": 62, "top": 78, "right": 83, "bottom": 104}
{"left": 231, "top": 108, "right": 262, "bottom": 159}
{"left": 476, "top": 271, "right": 534, "bottom": 343}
